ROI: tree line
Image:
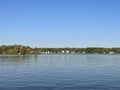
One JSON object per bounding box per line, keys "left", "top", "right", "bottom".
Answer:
{"left": 0, "top": 45, "right": 120, "bottom": 54}
{"left": 0, "top": 45, "right": 40, "bottom": 54}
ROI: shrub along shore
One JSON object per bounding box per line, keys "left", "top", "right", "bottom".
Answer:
{"left": 0, "top": 45, "right": 120, "bottom": 54}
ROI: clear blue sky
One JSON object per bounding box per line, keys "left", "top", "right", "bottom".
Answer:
{"left": 0, "top": 0, "right": 120, "bottom": 47}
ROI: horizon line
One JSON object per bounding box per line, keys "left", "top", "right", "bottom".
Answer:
{"left": 0, "top": 44, "right": 120, "bottom": 48}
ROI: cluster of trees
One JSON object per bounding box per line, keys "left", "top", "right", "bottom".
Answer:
{"left": 85, "top": 48, "right": 120, "bottom": 54}
{"left": 39, "top": 47, "right": 120, "bottom": 54}
{"left": 0, "top": 45, "right": 40, "bottom": 54}
{"left": 0, "top": 45, "right": 120, "bottom": 54}
{"left": 39, "top": 48, "right": 85, "bottom": 54}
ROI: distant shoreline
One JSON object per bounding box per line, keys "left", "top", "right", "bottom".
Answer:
{"left": 0, "top": 53, "right": 120, "bottom": 55}
{"left": 0, "top": 45, "right": 120, "bottom": 55}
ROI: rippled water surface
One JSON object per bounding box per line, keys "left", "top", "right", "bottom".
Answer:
{"left": 0, "top": 54, "right": 120, "bottom": 90}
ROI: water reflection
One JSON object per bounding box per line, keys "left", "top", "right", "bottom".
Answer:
{"left": 0, "top": 54, "right": 120, "bottom": 90}
{"left": 0, "top": 55, "right": 30, "bottom": 63}
{"left": 0, "top": 54, "right": 120, "bottom": 65}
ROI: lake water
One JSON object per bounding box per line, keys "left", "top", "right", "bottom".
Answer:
{"left": 0, "top": 54, "right": 120, "bottom": 90}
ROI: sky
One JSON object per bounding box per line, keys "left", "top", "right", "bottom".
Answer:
{"left": 0, "top": 0, "right": 120, "bottom": 48}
